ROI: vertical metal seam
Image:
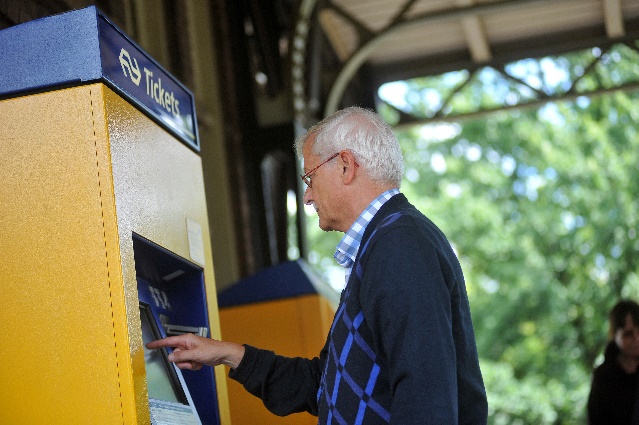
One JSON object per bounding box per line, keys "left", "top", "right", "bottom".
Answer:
{"left": 89, "top": 86, "right": 125, "bottom": 424}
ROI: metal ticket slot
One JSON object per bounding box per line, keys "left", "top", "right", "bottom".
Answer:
{"left": 0, "top": 7, "right": 229, "bottom": 424}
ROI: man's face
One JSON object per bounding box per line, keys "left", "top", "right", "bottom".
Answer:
{"left": 302, "top": 140, "right": 342, "bottom": 232}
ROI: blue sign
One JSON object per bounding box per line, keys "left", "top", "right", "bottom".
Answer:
{"left": 0, "top": 6, "right": 199, "bottom": 151}
{"left": 98, "top": 15, "right": 198, "bottom": 151}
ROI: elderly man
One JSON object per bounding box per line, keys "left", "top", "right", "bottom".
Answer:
{"left": 147, "top": 106, "right": 488, "bottom": 424}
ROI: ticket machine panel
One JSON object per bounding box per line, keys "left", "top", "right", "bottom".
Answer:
{"left": 0, "top": 6, "right": 229, "bottom": 424}
{"left": 134, "top": 233, "right": 221, "bottom": 425}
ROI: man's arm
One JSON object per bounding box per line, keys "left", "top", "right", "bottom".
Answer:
{"left": 230, "top": 344, "right": 327, "bottom": 416}
{"left": 146, "top": 335, "right": 327, "bottom": 417}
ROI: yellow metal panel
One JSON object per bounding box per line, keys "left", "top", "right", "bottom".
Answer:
{"left": 0, "top": 85, "right": 134, "bottom": 424}
{"left": 0, "top": 82, "right": 229, "bottom": 424}
{"left": 219, "top": 294, "right": 334, "bottom": 425}
{"left": 102, "top": 86, "right": 231, "bottom": 424}
{"left": 93, "top": 85, "right": 144, "bottom": 425}
{"left": 295, "top": 295, "right": 335, "bottom": 359}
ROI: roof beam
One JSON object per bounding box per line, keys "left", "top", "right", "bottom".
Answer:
{"left": 454, "top": 0, "right": 492, "bottom": 63}
{"left": 369, "top": 18, "right": 639, "bottom": 86}
{"left": 320, "top": 0, "right": 552, "bottom": 116}
{"left": 603, "top": 0, "right": 624, "bottom": 38}
{"left": 318, "top": 9, "right": 351, "bottom": 61}
{"left": 392, "top": 80, "right": 639, "bottom": 130}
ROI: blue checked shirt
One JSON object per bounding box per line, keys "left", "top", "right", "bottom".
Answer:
{"left": 334, "top": 189, "right": 400, "bottom": 284}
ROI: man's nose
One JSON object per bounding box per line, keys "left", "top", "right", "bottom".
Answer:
{"left": 303, "top": 186, "right": 312, "bottom": 204}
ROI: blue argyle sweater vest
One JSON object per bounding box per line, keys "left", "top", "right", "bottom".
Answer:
{"left": 316, "top": 211, "right": 404, "bottom": 424}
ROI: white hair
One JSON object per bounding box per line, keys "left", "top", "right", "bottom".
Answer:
{"left": 294, "top": 107, "right": 404, "bottom": 187}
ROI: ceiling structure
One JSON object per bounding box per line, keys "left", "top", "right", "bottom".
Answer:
{"left": 290, "top": 0, "right": 639, "bottom": 128}
{"left": 4, "top": 0, "right": 639, "bottom": 279}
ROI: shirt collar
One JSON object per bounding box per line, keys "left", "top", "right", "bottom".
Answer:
{"left": 334, "top": 188, "right": 400, "bottom": 268}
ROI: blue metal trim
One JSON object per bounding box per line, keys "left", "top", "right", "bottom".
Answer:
{"left": 0, "top": 6, "right": 199, "bottom": 152}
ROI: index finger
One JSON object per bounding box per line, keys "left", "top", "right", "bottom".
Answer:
{"left": 145, "top": 335, "right": 188, "bottom": 350}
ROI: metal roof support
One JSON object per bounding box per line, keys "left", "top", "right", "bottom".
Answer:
{"left": 603, "top": 0, "right": 625, "bottom": 38}
{"left": 290, "top": 0, "right": 555, "bottom": 122}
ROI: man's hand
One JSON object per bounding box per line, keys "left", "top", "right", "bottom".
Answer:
{"left": 146, "top": 334, "right": 246, "bottom": 370}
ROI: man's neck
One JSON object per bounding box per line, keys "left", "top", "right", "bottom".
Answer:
{"left": 341, "top": 187, "right": 398, "bottom": 232}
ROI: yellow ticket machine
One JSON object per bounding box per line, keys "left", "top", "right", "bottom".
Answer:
{"left": 0, "top": 7, "right": 229, "bottom": 425}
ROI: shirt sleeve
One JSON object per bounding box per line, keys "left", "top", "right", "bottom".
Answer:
{"left": 228, "top": 343, "right": 327, "bottom": 416}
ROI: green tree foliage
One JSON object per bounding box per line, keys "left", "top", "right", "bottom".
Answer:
{"left": 382, "top": 51, "right": 639, "bottom": 424}
{"left": 304, "top": 45, "right": 639, "bottom": 423}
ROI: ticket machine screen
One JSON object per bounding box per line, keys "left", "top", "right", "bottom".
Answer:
{"left": 140, "top": 302, "right": 201, "bottom": 425}
{"left": 140, "top": 302, "right": 187, "bottom": 404}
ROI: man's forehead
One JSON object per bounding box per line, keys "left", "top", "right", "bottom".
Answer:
{"left": 301, "top": 137, "right": 319, "bottom": 162}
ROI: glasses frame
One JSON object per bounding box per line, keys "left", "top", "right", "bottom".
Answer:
{"left": 300, "top": 152, "right": 339, "bottom": 188}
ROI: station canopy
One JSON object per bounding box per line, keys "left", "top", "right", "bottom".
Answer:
{"left": 289, "top": 0, "right": 639, "bottom": 126}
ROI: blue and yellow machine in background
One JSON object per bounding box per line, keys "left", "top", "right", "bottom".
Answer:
{"left": 0, "top": 7, "right": 230, "bottom": 424}
{"left": 217, "top": 260, "right": 338, "bottom": 425}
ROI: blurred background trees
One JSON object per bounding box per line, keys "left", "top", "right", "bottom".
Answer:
{"left": 301, "top": 45, "right": 639, "bottom": 424}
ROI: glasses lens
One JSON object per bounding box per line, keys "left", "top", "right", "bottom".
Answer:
{"left": 301, "top": 152, "right": 338, "bottom": 188}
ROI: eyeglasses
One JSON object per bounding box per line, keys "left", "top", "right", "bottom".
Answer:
{"left": 300, "top": 152, "right": 339, "bottom": 188}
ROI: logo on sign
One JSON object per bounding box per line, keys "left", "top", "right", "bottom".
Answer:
{"left": 118, "top": 48, "right": 141, "bottom": 86}
{"left": 118, "top": 47, "right": 181, "bottom": 119}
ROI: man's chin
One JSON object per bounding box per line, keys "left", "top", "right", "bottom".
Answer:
{"left": 318, "top": 219, "right": 334, "bottom": 232}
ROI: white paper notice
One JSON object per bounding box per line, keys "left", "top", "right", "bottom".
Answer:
{"left": 186, "top": 218, "right": 205, "bottom": 266}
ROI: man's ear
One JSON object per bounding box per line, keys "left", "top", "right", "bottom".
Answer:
{"left": 339, "top": 150, "right": 358, "bottom": 185}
